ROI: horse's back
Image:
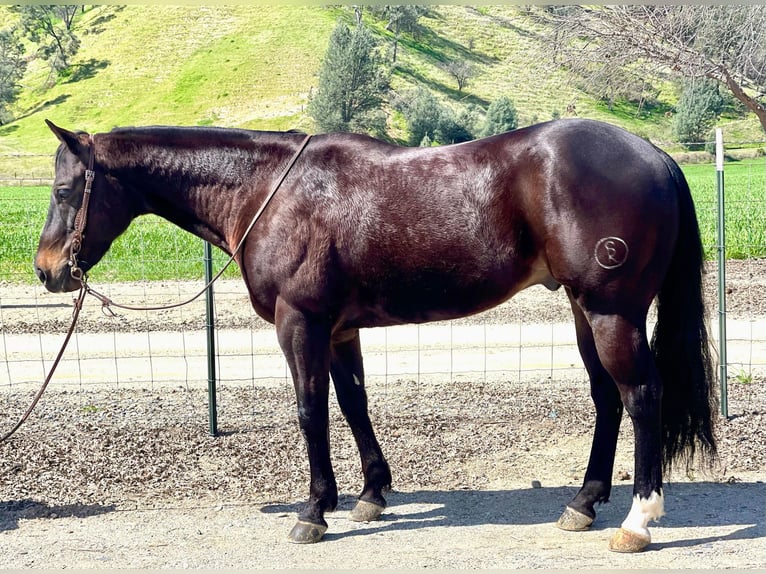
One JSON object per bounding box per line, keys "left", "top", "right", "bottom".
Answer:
{"left": 258, "top": 120, "right": 683, "bottom": 327}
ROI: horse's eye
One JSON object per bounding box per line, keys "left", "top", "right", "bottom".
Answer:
{"left": 55, "top": 187, "right": 73, "bottom": 201}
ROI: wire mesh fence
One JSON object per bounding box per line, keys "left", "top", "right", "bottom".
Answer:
{"left": 0, "top": 145, "right": 764, "bottom": 423}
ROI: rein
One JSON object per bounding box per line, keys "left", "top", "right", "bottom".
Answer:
{"left": 0, "top": 132, "right": 312, "bottom": 443}
{"left": 0, "top": 288, "right": 87, "bottom": 443}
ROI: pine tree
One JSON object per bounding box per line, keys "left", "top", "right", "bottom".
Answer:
{"left": 481, "top": 96, "right": 519, "bottom": 137}
{"left": 397, "top": 88, "right": 442, "bottom": 146}
{"left": 673, "top": 78, "right": 724, "bottom": 150}
{"left": 308, "top": 21, "right": 389, "bottom": 134}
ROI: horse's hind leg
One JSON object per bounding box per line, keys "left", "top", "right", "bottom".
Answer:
{"left": 557, "top": 289, "right": 623, "bottom": 532}
{"left": 588, "top": 311, "right": 665, "bottom": 552}
{"left": 330, "top": 330, "right": 392, "bottom": 522}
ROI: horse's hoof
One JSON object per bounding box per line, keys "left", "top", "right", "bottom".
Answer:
{"left": 608, "top": 528, "right": 651, "bottom": 553}
{"left": 287, "top": 520, "right": 328, "bottom": 544}
{"left": 349, "top": 499, "right": 385, "bottom": 522}
{"left": 555, "top": 506, "right": 593, "bottom": 531}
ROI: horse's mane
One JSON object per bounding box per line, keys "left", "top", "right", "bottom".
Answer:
{"left": 107, "top": 125, "right": 306, "bottom": 141}
{"left": 101, "top": 125, "right": 307, "bottom": 186}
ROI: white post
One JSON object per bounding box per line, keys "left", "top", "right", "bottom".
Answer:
{"left": 715, "top": 128, "right": 728, "bottom": 418}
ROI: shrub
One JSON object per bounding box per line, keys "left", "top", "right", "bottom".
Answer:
{"left": 395, "top": 88, "right": 476, "bottom": 145}
{"left": 481, "top": 96, "right": 518, "bottom": 137}
{"left": 673, "top": 78, "right": 724, "bottom": 150}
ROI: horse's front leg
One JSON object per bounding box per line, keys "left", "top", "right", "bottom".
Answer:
{"left": 330, "top": 330, "right": 392, "bottom": 522}
{"left": 275, "top": 298, "right": 336, "bottom": 544}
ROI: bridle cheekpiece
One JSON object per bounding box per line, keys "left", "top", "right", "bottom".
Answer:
{"left": 68, "top": 135, "right": 96, "bottom": 283}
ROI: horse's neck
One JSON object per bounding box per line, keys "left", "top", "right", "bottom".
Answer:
{"left": 98, "top": 129, "right": 296, "bottom": 251}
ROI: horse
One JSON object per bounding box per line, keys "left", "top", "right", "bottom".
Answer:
{"left": 34, "top": 118, "right": 717, "bottom": 551}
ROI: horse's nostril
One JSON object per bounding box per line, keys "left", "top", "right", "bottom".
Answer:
{"left": 34, "top": 265, "right": 47, "bottom": 284}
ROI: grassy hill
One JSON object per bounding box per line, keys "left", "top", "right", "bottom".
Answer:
{"left": 0, "top": 5, "right": 340, "bottom": 153}
{"left": 0, "top": 4, "right": 762, "bottom": 170}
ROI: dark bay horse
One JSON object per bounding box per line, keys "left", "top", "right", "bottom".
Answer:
{"left": 35, "top": 118, "right": 717, "bottom": 551}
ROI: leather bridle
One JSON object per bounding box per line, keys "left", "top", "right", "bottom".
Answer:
{"left": 68, "top": 134, "right": 96, "bottom": 283}
{"left": 0, "top": 140, "right": 95, "bottom": 443}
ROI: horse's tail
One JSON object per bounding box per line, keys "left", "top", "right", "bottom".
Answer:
{"left": 651, "top": 153, "right": 718, "bottom": 472}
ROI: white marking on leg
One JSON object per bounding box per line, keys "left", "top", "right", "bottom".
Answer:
{"left": 621, "top": 490, "right": 665, "bottom": 541}
{"left": 353, "top": 374, "right": 362, "bottom": 386}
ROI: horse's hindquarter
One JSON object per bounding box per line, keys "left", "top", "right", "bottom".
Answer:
{"left": 530, "top": 120, "right": 680, "bottom": 313}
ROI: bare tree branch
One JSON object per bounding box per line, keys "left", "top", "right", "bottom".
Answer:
{"left": 444, "top": 60, "right": 474, "bottom": 92}
{"left": 542, "top": 5, "right": 766, "bottom": 132}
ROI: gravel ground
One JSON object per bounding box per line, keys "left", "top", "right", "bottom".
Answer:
{"left": 1, "top": 379, "right": 765, "bottom": 505}
{"left": 0, "top": 258, "right": 764, "bottom": 568}
{"left": 0, "top": 379, "right": 763, "bottom": 569}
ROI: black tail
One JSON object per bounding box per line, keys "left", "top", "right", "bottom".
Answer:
{"left": 652, "top": 154, "right": 718, "bottom": 472}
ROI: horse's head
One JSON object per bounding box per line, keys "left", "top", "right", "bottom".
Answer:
{"left": 34, "top": 121, "right": 135, "bottom": 293}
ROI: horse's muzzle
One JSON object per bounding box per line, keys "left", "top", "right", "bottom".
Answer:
{"left": 33, "top": 259, "right": 82, "bottom": 293}
{"left": 34, "top": 264, "right": 47, "bottom": 285}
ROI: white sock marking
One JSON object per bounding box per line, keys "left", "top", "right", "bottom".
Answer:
{"left": 621, "top": 490, "right": 665, "bottom": 540}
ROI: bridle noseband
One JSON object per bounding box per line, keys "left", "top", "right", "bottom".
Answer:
{"left": 68, "top": 135, "right": 96, "bottom": 283}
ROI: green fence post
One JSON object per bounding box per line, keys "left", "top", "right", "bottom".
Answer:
{"left": 204, "top": 240, "right": 219, "bottom": 435}
{"left": 715, "top": 128, "right": 728, "bottom": 419}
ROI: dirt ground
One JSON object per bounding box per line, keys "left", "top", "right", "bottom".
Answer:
{"left": 0, "top": 260, "right": 765, "bottom": 568}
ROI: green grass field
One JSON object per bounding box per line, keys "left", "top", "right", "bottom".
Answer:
{"left": 1, "top": 159, "right": 763, "bottom": 285}
{"left": 685, "top": 160, "right": 766, "bottom": 259}
{"left": 0, "top": 187, "right": 239, "bottom": 283}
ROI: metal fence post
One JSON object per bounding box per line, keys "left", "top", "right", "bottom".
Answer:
{"left": 715, "top": 128, "right": 728, "bottom": 418}
{"left": 204, "top": 240, "right": 219, "bottom": 435}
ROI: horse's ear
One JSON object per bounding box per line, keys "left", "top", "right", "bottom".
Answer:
{"left": 45, "top": 119, "right": 91, "bottom": 164}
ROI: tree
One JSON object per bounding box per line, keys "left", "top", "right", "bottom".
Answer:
{"left": 12, "top": 5, "right": 82, "bottom": 80}
{"left": 370, "top": 5, "right": 427, "bottom": 63}
{"left": 673, "top": 78, "right": 725, "bottom": 150}
{"left": 436, "top": 106, "right": 474, "bottom": 144}
{"left": 544, "top": 6, "right": 766, "bottom": 132}
{"left": 444, "top": 60, "right": 474, "bottom": 92}
{"left": 395, "top": 87, "right": 475, "bottom": 145}
{"left": 308, "top": 21, "right": 389, "bottom": 134}
{"left": 396, "top": 87, "right": 443, "bottom": 146}
{"left": 481, "top": 96, "right": 518, "bottom": 137}
{"left": 0, "top": 27, "right": 27, "bottom": 124}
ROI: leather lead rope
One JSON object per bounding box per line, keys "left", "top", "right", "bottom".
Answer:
{"left": 0, "top": 288, "right": 87, "bottom": 443}
{"left": 1, "top": 133, "right": 312, "bottom": 442}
